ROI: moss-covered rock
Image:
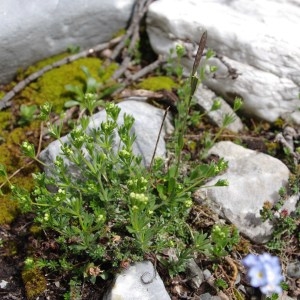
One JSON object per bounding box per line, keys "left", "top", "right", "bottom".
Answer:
{"left": 137, "top": 76, "right": 178, "bottom": 91}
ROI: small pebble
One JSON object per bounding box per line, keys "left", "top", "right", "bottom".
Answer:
{"left": 287, "top": 261, "right": 300, "bottom": 278}
{"left": 0, "top": 280, "right": 8, "bottom": 289}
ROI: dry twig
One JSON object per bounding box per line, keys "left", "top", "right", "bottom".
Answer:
{"left": 111, "top": 0, "right": 155, "bottom": 80}
{"left": 112, "top": 55, "right": 167, "bottom": 96}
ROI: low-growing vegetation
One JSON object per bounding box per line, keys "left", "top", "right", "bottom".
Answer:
{"left": 0, "top": 15, "right": 299, "bottom": 300}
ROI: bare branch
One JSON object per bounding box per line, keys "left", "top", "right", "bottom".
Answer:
{"left": 111, "top": 0, "right": 155, "bottom": 80}
{"left": 112, "top": 56, "right": 167, "bottom": 96}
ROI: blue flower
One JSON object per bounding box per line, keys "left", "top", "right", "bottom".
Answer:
{"left": 242, "top": 253, "right": 283, "bottom": 295}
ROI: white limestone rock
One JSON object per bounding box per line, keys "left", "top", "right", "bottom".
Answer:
{"left": 185, "top": 259, "right": 204, "bottom": 289}
{"left": 39, "top": 100, "right": 172, "bottom": 177}
{"left": 146, "top": 0, "right": 300, "bottom": 123}
{"left": 194, "top": 85, "right": 244, "bottom": 133}
{"left": 0, "top": 0, "right": 135, "bottom": 84}
{"left": 280, "top": 193, "right": 300, "bottom": 216}
{"left": 196, "top": 141, "right": 290, "bottom": 243}
{"left": 0, "top": 280, "right": 8, "bottom": 289}
{"left": 287, "top": 261, "right": 300, "bottom": 279}
{"left": 103, "top": 261, "right": 171, "bottom": 300}
{"left": 199, "top": 294, "right": 222, "bottom": 300}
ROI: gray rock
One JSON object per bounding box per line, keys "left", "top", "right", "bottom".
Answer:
{"left": 146, "top": 0, "right": 300, "bottom": 123}
{"left": 199, "top": 293, "right": 221, "bottom": 300}
{"left": 39, "top": 100, "right": 172, "bottom": 177}
{"left": 0, "top": 280, "right": 8, "bottom": 289}
{"left": 186, "top": 259, "right": 204, "bottom": 289}
{"left": 103, "top": 261, "right": 171, "bottom": 300}
{"left": 0, "top": 0, "right": 135, "bottom": 83}
{"left": 196, "top": 141, "right": 290, "bottom": 243}
{"left": 280, "top": 193, "right": 300, "bottom": 216}
{"left": 280, "top": 296, "right": 297, "bottom": 300}
{"left": 287, "top": 261, "right": 300, "bottom": 278}
{"left": 194, "top": 85, "right": 243, "bottom": 133}
{"left": 203, "top": 269, "right": 212, "bottom": 281}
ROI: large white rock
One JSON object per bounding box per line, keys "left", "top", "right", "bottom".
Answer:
{"left": 103, "top": 261, "right": 171, "bottom": 300}
{"left": 146, "top": 0, "right": 300, "bottom": 123}
{"left": 196, "top": 141, "right": 290, "bottom": 243}
{"left": 0, "top": 0, "right": 135, "bottom": 84}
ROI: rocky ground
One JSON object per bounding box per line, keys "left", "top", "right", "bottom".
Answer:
{"left": 0, "top": 1, "right": 300, "bottom": 299}
{"left": 0, "top": 73, "right": 299, "bottom": 300}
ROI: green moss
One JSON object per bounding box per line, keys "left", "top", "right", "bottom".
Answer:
{"left": 27, "top": 119, "right": 42, "bottom": 133}
{"left": 0, "top": 143, "right": 20, "bottom": 175}
{"left": 6, "top": 127, "right": 26, "bottom": 145}
{"left": 10, "top": 169, "right": 37, "bottom": 191}
{"left": 0, "top": 163, "right": 36, "bottom": 225}
{"left": 0, "top": 111, "right": 12, "bottom": 128}
{"left": 265, "top": 141, "right": 279, "bottom": 156}
{"left": 0, "top": 194, "right": 19, "bottom": 225}
{"left": 137, "top": 76, "right": 178, "bottom": 91}
{"left": 113, "top": 28, "right": 126, "bottom": 38}
{"left": 273, "top": 118, "right": 285, "bottom": 128}
{"left": 0, "top": 125, "right": 39, "bottom": 187}
{"left": 19, "top": 52, "right": 69, "bottom": 80}
{"left": 29, "top": 224, "right": 43, "bottom": 235}
{"left": 0, "top": 111, "right": 12, "bottom": 141}
{"left": 22, "top": 267, "right": 47, "bottom": 300}
{"left": 18, "top": 57, "right": 118, "bottom": 113}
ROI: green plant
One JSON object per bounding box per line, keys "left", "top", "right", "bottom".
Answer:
{"left": 18, "top": 104, "right": 38, "bottom": 126}
{"left": 266, "top": 294, "right": 279, "bottom": 300}
{"left": 214, "top": 278, "right": 228, "bottom": 290}
{"left": 11, "top": 103, "right": 167, "bottom": 277}
{"left": 4, "top": 32, "right": 243, "bottom": 293}
{"left": 64, "top": 66, "right": 119, "bottom": 114}
{"left": 158, "top": 248, "right": 193, "bottom": 278}
{"left": 260, "top": 186, "right": 300, "bottom": 251}
{"left": 210, "top": 224, "right": 240, "bottom": 258}
{"left": 64, "top": 66, "right": 103, "bottom": 111}
{"left": 212, "top": 97, "right": 243, "bottom": 142}
{"left": 24, "top": 257, "right": 35, "bottom": 270}
{"left": 67, "top": 45, "right": 81, "bottom": 54}
{"left": 165, "top": 44, "right": 185, "bottom": 80}
{"left": 166, "top": 41, "right": 242, "bottom": 160}
{"left": 63, "top": 279, "right": 82, "bottom": 300}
